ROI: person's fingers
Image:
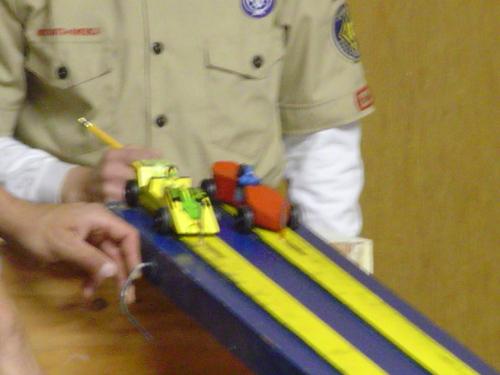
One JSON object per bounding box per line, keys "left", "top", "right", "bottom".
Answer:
{"left": 99, "top": 162, "right": 136, "bottom": 182}
{"left": 80, "top": 261, "right": 117, "bottom": 299}
{"left": 85, "top": 210, "right": 142, "bottom": 273}
{"left": 102, "top": 146, "right": 162, "bottom": 166}
{"left": 82, "top": 277, "right": 97, "bottom": 299}
{"left": 100, "top": 239, "right": 128, "bottom": 289}
{"left": 53, "top": 230, "right": 118, "bottom": 292}
{"left": 65, "top": 204, "right": 141, "bottom": 299}
{"left": 120, "top": 146, "right": 163, "bottom": 164}
{"left": 101, "top": 181, "right": 128, "bottom": 202}
{"left": 97, "top": 147, "right": 161, "bottom": 202}
{"left": 97, "top": 157, "right": 135, "bottom": 202}
{"left": 116, "top": 224, "right": 141, "bottom": 273}
{"left": 97, "top": 239, "right": 136, "bottom": 303}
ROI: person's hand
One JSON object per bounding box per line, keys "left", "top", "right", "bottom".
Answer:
{"left": 62, "top": 146, "right": 162, "bottom": 203}
{"left": 0, "top": 282, "right": 43, "bottom": 375}
{"left": 4, "top": 201, "right": 141, "bottom": 299}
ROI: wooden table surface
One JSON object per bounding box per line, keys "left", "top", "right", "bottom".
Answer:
{"left": 0, "top": 244, "right": 252, "bottom": 375}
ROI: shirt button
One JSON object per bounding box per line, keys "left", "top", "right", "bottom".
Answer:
{"left": 152, "top": 42, "right": 164, "bottom": 55}
{"left": 155, "top": 115, "right": 167, "bottom": 128}
{"left": 252, "top": 55, "right": 264, "bottom": 69}
{"left": 57, "top": 66, "right": 69, "bottom": 79}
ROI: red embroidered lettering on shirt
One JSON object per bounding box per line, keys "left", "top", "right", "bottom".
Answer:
{"left": 355, "top": 86, "right": 374, "bottom": 110}
{"left": 37, "top": 28, "right": 101, "bottom": 36}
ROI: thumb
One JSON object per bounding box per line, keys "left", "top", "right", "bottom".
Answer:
{"left": 117, "top": 146, "right": 163, "bottom": 165}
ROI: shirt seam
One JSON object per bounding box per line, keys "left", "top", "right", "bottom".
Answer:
{"left": 279, "top": 91, "right": 357, "bottom": 110}
{"left": 282, "top": 108, "right": 373, "bottom": 136}
{"left": 6, "top": 0, "right": 22, "bottom": 22}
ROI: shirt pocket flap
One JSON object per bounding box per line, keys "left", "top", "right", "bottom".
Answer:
{"left": 25, "top": 42, "right": 111, "bottom": 89}
{"left": 206, "top": 35, "right": 284, "bottom": 79}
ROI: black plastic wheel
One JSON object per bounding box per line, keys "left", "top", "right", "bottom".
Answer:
{"left": 235, "top": 206, "right": 254, "bottom": 233}
{"left": 200, "top": 178, "right": 217, "bottom": 200}
{"left": 125, "top": 180, "right": 139, "bottom": 207}
{"left": 234, "top": 185, "right": 245, "bottom": 203}
{"left": 287, "top": 204, "right": 301, "bottom": 230}
{"left": 214, "top": 206, "right": 223, "bottom": 221}
{"left": 153, "top": 207, "right": 172, "bottom": 235}
{"left": 237, "top": 164, "right": 248, "bottom": 177}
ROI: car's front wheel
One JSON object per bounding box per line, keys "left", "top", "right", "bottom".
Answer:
{"left": 154, "top": 208, "right": 172, "bottom": 235}
{"left": 200, "top": 178, "right": 217, "bottom": 201}
{"left": 125, "top": 180, "right": 139, "bottom": 207}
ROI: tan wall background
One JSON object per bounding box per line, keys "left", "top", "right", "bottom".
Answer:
{"left": 350, "top": 0, "right": 499, "bottom": 369}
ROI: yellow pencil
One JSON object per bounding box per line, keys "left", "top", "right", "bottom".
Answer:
{"left": 78, "top": 117, "right": 123, "bottom": 149}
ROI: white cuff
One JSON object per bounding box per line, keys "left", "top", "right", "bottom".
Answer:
{"left": 35, "top": 159, "right": 75, "bottom": 203}
{"left": 284, "top": 121, "right": 364, "bottom": 240}
{"left": 0, "top": 137, "right": 75, "bottom": 203}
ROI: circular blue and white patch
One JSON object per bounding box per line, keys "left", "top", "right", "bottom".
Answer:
{"left": 241, "top": 0, "right": 274, "bottom": 18}
{"left": 332, "top": 4, "right": 361, "bottom": 62}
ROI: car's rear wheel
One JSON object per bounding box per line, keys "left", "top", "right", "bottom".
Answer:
{"left": 287, "top": 204, "right": 301, "bottom": 230}
{"left": 154, "top": 208, "right": 172, "bottom": 235}
{"left": 125, "top": 180, "right": 139, "bottom": 207}
{"left": 201, "top": 178, "right": 217, "bottom": 200}
{"left": 237, "top": 164, "right": 247, "bottom": 177}
{"left": 235, "top": 206, "right": 254, "bottom": 233}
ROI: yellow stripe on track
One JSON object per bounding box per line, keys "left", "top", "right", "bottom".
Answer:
{"left": 255, "top": 228, "right": 478, "bottom": 375}
{"left": 180, "top": 236, "right": 386, "bottom": 375}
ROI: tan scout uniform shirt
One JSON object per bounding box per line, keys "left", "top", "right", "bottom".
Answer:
{"left": 0, "top": 0, "right": 373, "bottom": 186}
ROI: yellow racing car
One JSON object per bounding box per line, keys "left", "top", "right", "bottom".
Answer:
{"left": 125, "top": 160, "right": 220, "bottom": 235}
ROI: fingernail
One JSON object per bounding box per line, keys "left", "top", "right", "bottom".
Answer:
{"left": 125, "top": 286, "right": 136, "bottom": 304}
{"left": 83, "top": 286, "right": 94, "bottom": 299}
{"left": 98, "top": 263, "right": 117, "bottom": 279}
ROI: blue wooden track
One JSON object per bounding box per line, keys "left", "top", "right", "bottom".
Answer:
{"left": 117, "top": 207, "right": 496, "bottom": 375}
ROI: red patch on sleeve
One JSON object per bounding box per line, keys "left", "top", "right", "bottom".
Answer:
{"left": 355, "top": 86, "right": 374, "bottom": 110}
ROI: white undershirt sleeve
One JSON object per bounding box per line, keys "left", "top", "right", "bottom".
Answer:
{"left": 0, "top": 137, "right": 76, "bottom": 203}
{"left": 284, "top": 121, "right": 364, "bottom": 241}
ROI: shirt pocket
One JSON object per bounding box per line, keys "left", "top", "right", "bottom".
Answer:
{"left": 203, "top": 33, "right": 285, "bottom": 158}
{"left": 205, "top": 33, "right": 284, "bottom": 80}
{"left": 23, "top": 41, "right": 116, "bottom": 156}
{"left": 25, "top": 41, "right": 111, "bottom": 89}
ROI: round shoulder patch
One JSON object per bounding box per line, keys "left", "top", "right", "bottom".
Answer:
{"left": 241, "top": 0, "right": 275, "bottom": 18}
{"left": 332, "top": 4, "right": 361, "bottom": 62}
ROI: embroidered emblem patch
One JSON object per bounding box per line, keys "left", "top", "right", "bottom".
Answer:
{"left": 241, "top": 0, "right": 274, "bottom": 18}
{"left": 332, "top": 4, "right": 361, "bottom": 62}
{"left": 37, "top": 27, "right": 101, "bottom": 36}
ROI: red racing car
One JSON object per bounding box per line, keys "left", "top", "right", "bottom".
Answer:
{"left": 201, "top": 161, "right": 300, "bottom": 232}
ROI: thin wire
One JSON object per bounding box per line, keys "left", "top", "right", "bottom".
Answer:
{"left": 120, "top": 262, "right": 155, "bottom": 341}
